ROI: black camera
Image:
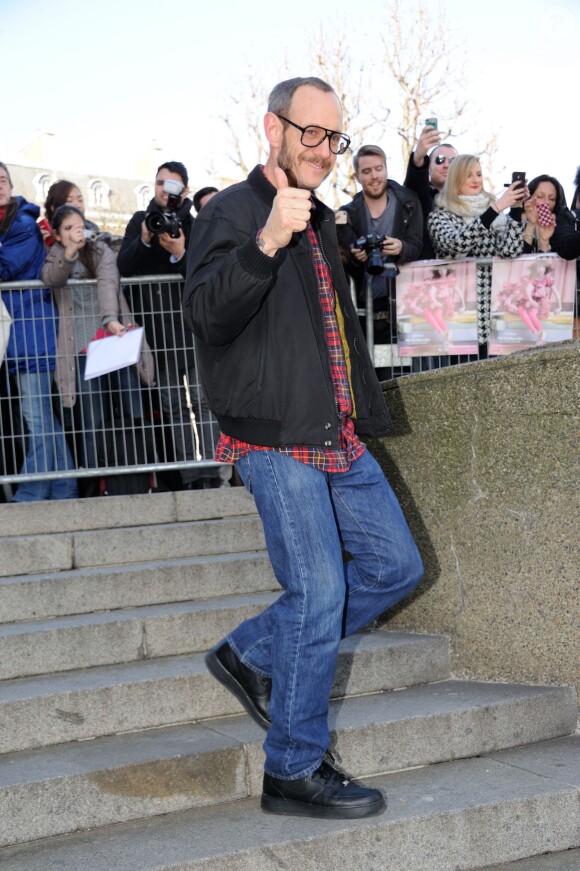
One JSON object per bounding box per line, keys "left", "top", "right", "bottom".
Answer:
{"left": 145, "top": 179, "right": 184, "bottom": 239}
{"left": 356, "top": 233, "right": 387, "bottom": 275}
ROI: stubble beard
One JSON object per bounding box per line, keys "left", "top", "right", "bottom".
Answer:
{"left": 364, "top": 181, "right": 387, "bottom": 200}
{"left": 278, "top": 136, "right": 331, "bottom": 191}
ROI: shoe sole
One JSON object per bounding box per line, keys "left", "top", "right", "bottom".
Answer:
{"left": 260, "top": 793, "right": 387, "bottom": 819}
{"left": 205, "top": 648, "right": 271, "bottom": 731}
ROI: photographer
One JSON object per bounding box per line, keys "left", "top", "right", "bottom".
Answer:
{"left": 119, "top": 161, "right": 224, "bottom": 489}
{"left": 336, "top": 145, "right": 422, "bottom": 343}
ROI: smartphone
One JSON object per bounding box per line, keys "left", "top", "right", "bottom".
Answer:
{"left": 511, "top": 171, "right": 526, "bottom": 191}
{"left": 425, "top": 117, "right": 438, "bottom": 130}
{"left": 536, "top": 201, "right": 553, "bottom": 227}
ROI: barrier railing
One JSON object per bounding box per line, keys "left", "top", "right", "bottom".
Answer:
{"left": 0, "top": 275, "right": 223, "bottom": 495}
{"left": 1, "top": 260, "right": 578, "bottom": 495}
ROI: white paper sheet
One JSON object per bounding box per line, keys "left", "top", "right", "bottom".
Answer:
{"left": 84, "top": 327, "right": 144, "bottom": 380}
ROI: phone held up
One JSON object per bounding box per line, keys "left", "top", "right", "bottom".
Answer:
{"left": 511, "top": 171, "right": 526, "bottom": 191}
{"left": 536, "top": 201, "right": 554, "bottom": 228}
{"left": 425, "top": 117, "right": 438, "bottom": 130}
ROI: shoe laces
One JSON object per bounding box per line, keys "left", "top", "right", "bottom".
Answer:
{"left": 318, "top": 757, "right": 352, "bottom": 787}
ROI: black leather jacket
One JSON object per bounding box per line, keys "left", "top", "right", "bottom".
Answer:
{"left": 183, "top": 166, "right": 394, "bottom": 447}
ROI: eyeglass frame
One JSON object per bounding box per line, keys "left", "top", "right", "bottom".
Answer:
{"left": 433, "top": 154, "right": 455, "bottom": 165}
{"left": 275, "top": 114, "right": 351, "bottom": 155}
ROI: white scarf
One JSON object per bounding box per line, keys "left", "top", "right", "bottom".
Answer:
{"left": 457, "top": 192, "right": 509, "bottom": 232}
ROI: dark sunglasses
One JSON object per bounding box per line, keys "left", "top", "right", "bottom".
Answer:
{"left": 434, "top": 155, "right": 455, "bottom": 166}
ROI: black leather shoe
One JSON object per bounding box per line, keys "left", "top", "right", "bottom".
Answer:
{"left": 261, "top": 758, "right": 387, "bottom": 819}
{"left": 205, "top": 641, "right": 271, "bottom": 730}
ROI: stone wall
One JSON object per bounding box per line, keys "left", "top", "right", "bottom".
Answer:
{"left": 372, "top": 341, "right": 579, "bottom": 694}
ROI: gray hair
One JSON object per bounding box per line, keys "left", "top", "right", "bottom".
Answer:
{"left": 267, "top": 77, "right": 336, "bottom": 115}
{"left": 0, "top": 162, "right": 13, "bottom": 186}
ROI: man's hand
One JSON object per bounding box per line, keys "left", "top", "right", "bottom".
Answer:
{"left": 381, "top": 237, "right": 403, "bottom": 257}
{"left": 350, "top": 246, "right": 368, "bottom": 263}
{"left": 413, "top": 126, "right": 441, "bottom": 166}
{"left": 158, "top": 229, "right": 186, "bottom": 260}
{"left": 140, "top": 220, "right": 153, "bottom": 246}
{"left": 259, "top": 168, "right": 312, "bottom": 256}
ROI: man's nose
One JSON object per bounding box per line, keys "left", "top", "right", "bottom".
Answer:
{"left": 312, "top": 135, "right": 332, "bottom": 157}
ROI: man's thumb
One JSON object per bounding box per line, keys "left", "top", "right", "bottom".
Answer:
{"left": 273, "top": 167, "right": 289, "bottom": 190}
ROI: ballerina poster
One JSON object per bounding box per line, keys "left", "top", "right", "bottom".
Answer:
{"left": 396, "top": 259, "right": 478, "bottom": 356}
{"left": 490, "top": 254, "right": 575, "bottom": 355}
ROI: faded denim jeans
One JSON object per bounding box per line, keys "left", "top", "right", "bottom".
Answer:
{"left": 228, "top": 448, "right": 423, "bottom": 780}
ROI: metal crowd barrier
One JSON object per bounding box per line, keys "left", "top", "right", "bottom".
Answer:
{"left": 1, "top": 263, "right": 578, "bottom": 497}
{"left": 0, "top": 275, "right": 223, "bottom": 495}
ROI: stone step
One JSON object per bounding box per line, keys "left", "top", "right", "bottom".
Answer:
{"left": 0, "top": 592, "right": 277, "bottom": 680}
{"left": 0, "top": 489, "right": 258, "bottom": 537}
{"left": 0, "top": 514, "right": 266, "bottom": 578}
{"left": 0, "top": 682, "right": 574, "bottom": 847}
{"left": 0, "top": 551, "right": 277, "bottom": 623}
{"left": 0, "top": 630, "right": 451, "bottom": 753}
{"left": 0, "top": 736, "right": 577, "bottom": 868}
{"left": 480, "top": 849, "right": 580, "bottom": 869}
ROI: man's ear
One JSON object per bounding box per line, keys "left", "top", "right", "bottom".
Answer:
{"left": 264, "top": 112, "right": 283, "bottom": 149}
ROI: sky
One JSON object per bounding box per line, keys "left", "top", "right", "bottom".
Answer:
{"left": 1, "top": 0, "right": 578, "bottom": 204}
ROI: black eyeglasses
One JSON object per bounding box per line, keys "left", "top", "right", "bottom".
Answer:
{"left": 276, "top": 115, "right": 351, "bottom": 155}
{"left": 434, "top": 155, "right": 455, "bottom": 165}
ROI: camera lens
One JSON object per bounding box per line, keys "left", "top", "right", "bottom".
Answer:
{"left": 145, "top": 212, "right": 167, "bottom": 234}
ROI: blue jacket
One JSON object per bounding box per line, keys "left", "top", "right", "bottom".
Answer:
{"left": 0, "top": 197, "right": 56, "bottom": 373}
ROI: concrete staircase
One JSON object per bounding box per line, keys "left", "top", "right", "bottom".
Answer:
{"left": 0, "top": 490, "right": 577, "bottom": 870}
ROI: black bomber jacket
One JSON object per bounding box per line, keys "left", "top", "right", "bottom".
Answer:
{"left": 183, "top": 165, "right": 394, "bottom": 448}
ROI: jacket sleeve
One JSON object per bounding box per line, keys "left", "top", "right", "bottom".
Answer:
{"left": 95, "top": 242, "right": 122, "bottom": 321}
{"left": 494, "top": 219, "right": 524, "bottom": 259}
{"left": 40, "top": 243, "right": 74, "bottom": 287}
{"left": 183, "top": 198, "right": 281, "bottom": 347}
{"left": 117, "top": 212, "right": 149, "bottom": 276}
{"left": 404, "top": 152, "right": 432, "bottom": 219}
{"left": 0, "top": 222, "right": 45, "bottom": 282}
{"left": 551, "top": 209, "right": 580, "bottom": 260}
{"left": 398, "top": 195, "right": 424, "bottom": 265}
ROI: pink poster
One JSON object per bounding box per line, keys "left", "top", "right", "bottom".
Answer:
{"left": 490, "top": 254, "right": 575, "bottom": 355}
{"left": 396, "top": 259, "right": 478, "bottom": 356}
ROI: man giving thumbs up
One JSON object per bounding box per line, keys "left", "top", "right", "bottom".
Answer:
{"left": 184, "top": 77, "right": 423, "bottom": 819}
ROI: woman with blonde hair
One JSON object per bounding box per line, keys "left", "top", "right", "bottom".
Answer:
{"left": 427, "top": 154, "right": 526, "bottom": 345}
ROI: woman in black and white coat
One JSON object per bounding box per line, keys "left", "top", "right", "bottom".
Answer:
{"left": 427, "top": 154, "right": 526, "bottom": 346}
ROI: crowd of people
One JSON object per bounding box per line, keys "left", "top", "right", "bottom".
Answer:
{"left": 0, "top": 160, "right": 224, "bottom": 501}
{"left": 0, "top": 117, "right": 579, "bottom": 502}
{"left": 337, "top": 125, "right": 580, "bottom": 361}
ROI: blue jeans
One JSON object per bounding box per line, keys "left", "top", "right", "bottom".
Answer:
{"left": 12, "top": 370, "right": 78, "bottom": 502}
{"left": 229, "top": 448, "right": 423, "bottom": 780}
